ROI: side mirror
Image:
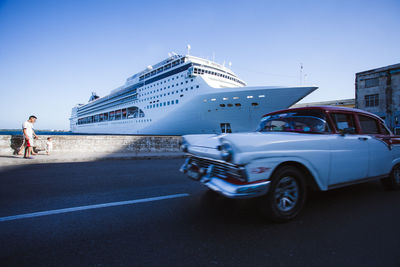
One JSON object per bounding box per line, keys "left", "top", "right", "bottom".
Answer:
{"left": 341, "top": 127, "right": 355, "bottom": 136}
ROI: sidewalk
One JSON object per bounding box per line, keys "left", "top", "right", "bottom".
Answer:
{"left": 0, "top": 151, "right": 185, "bottom": 170}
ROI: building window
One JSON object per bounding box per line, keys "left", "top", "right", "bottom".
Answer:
{"left": 365, "top": 94, "right": 379, "bottom": 107}
{"left": 365, "top": 78, "right": 379, "bottom": 88}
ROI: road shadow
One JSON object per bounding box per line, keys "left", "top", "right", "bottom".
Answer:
{"left": 184, "top": 180, "right": 398, "bottom": 226}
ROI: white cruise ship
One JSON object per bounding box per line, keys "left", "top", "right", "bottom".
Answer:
{"left": 70, "top": 54, "right": 317, "bottom": 135}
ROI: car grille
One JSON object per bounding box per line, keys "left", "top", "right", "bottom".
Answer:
{"left": 189, "top": 156, "right": 246, "bottom": 182}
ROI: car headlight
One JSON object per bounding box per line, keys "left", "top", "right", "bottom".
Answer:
{"left": 220, "top": 142, "right": 234, "bottom": 162}
{"left": 180, "top": 138, "right": 189, "bottom": 152}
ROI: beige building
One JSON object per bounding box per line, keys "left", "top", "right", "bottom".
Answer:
{"left": 291, "top": 98, "right": 355, "bottom": 108}
{"left": 355, "top": 63, "right": 400, "bottom": 130}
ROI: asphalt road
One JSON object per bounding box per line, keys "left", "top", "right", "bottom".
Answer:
{"left": 0, "top": 159, "right": 399, "bottom": 267}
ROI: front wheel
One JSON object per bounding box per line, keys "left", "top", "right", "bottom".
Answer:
{"left": 260, "top": 166, "right": 307, "bottom": 223}
{"left": 381, "top": 165, "right": 400, "bottom": 191}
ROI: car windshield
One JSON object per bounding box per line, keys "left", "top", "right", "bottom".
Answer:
{"left": 257, "top": 110, "right": 329, "bottom": 133}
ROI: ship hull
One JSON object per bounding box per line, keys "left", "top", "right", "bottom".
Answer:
{"left": 71, "top": 85, "right": 317, "bottom": 135}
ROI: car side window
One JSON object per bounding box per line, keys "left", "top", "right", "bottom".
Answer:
{"left": 358, "top": 115, "right": 379, "bottom": 134}
{"left": 330, "top": 113, "right": 356, "bottom": 133}
{"left": 380, "top": 122, "right": 390, "bottom": 135}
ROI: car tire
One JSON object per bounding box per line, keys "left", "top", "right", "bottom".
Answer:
{"left": 260, "top": 166, "right": 307, "bottom": 223}
{"left": 381, "top": 164, "right": 400, "bottom": 191}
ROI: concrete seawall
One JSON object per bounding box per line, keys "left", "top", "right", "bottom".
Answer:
{"left": 0, "top": 135, "right": 182, "bottom": 154}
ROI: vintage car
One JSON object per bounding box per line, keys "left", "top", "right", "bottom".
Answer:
{"left": 180, "top": 106, "right": 400, "bottom": 222}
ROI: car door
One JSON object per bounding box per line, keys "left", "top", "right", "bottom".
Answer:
{"left": 358, "top": 115, "right": 392, "bottom": 177}
{"left": 328, "top": 112, "right": 369, "bottom": 186}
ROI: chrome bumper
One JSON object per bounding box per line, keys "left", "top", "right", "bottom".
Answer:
{"left": 180, "top": 158, "right": 271, "bottom": 199}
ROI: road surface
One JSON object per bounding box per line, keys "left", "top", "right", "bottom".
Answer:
{"left": 0, "top": 159, "right": 399, "bottom": 266}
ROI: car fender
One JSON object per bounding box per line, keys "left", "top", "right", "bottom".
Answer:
{"left": 245, "top": 156, "right": 327, "bottom": 190}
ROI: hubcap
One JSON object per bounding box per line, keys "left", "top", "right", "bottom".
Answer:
{"left": 274, "top": 176, "right": 299, "bottom": 212}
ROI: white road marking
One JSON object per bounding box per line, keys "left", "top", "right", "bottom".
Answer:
{"left": 0, "top": 193, "right": 189, "bottom": 223}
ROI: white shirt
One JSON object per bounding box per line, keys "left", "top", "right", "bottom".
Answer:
{"left": 22, "top": 121, "right": 34, "bottom": 139}
{"left": 46, "top": 141, "right": 53, "bottom": 152}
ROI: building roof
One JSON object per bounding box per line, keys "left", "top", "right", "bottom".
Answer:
{"left": 356, "top": 63, "right": 400, "bottom": 76}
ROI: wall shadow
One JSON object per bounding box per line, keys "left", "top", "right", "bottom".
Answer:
{"left": 10, "top": 135, "right": 23, "bottom": 155}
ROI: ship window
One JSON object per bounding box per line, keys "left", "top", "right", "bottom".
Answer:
{"left": 196, "top": 85, "right": 199, "bottom": 88}
{"left": 247, "top": 96, "right": 253, "bottom": 99}
{"left": 233, "top": 97, "right": 239, "bottom": 99}
{"left": 211, "top": 98, "right": 216, "bottom": 101}
{"left": 235, "top": 103, "right": 241, "bottom": 107}
{"left": 180, "top": 94, "right": 183, "bottom": 97}
{"left": 191, "top": 79, "right": 193, "bottom": 82}
{"left": 227, "top": 104, "right": 233, "bottom": 107}
{"left": 181, "top": 89, "right": 183, "bottom": 92}
{"left": 191, "top": 87, "right": 193, "bottom": 89}
{"left": 220, "top": 104, "right": 226, "bottom": 107}
{"left": 168, "top": 101, "right": 170, "bottom": 105}
{"left": 171, "top": 100, "right": 174, "bottom": 105}
{"left": 176, "top": 100, "right": 179, "bottom": 104}
{"left": 186, "top": 81, "right": 188, "bottom": 83}
{"left": 115, "top": 110, "right": 122, "bottom": 120}
{"left": 223, "top": 97, "right": 228, "bottom": 100}
{"left": 252, "top": 103, "right": 259, "bottom": 106}
{"left": 259, "top": 95, "right": 265, "bottom": 98}
{"left": 185, "top": 88, "right": 188, "bottom": 91}
{"left": 203, "top": 99, "right": 207, "bottom": 102}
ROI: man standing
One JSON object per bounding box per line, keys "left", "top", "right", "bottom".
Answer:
{"left": 23, "top": 115, "right": 38, "bottom": 159}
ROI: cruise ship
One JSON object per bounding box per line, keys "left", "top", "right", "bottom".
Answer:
{"left": 70, "top": 54, "right": 317, "bottom": 135}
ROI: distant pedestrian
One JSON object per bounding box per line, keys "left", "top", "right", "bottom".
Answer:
{"left": 46, "top": 137, "right": 53, "bottom": 155}
{"left": 22, "top": 115, "right": 38, "bottom": 159}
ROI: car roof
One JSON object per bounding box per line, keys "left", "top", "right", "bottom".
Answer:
{"left": 263, "top": 106, "right": 384, "bottom": 122}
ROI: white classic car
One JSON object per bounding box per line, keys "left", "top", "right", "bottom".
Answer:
{"left": 180, "top": 106, "right": 400, "bottom": 222}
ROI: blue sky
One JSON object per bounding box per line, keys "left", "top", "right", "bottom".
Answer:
{"left": 0, "top": 0, "right": 399, "bottom": 130}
